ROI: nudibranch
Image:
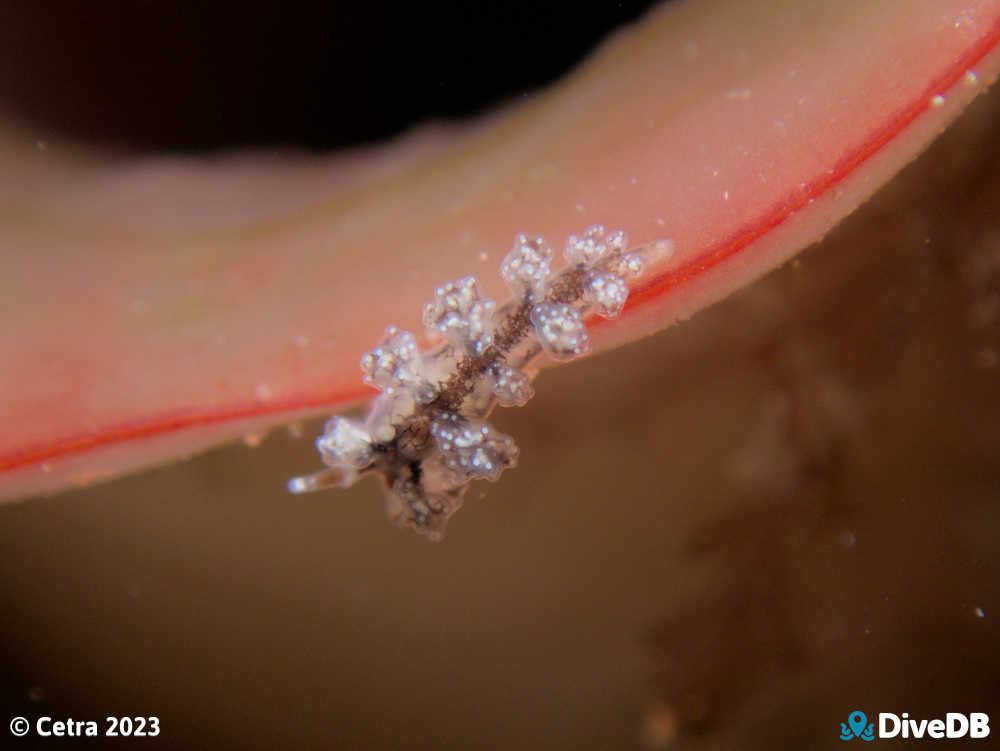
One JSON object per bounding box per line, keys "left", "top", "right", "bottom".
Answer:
{"left": 288, "top": 226, "right": 673, "bottom": 539}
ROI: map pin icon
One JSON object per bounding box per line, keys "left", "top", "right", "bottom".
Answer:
{"left": 848, "top": 711, "right": 868, "bottom": 738}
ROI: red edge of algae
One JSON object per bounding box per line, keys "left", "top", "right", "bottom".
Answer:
{"left": 3, "top": 16, "right": 1000, "bottom": 476}
{"left": 622, "top": 17, "right": 1000, "bottom": 316}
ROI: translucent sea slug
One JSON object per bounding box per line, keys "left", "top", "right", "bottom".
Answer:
{"left": 288, "top": 226, "right": 672, "bottom": 540}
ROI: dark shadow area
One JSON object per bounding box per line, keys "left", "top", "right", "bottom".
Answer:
{"left": 0, "top": 1, "right": 661, "bottom": 151}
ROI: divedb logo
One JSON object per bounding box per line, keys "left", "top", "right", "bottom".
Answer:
{"left": 840, "top": 710, "right": 990, "bottom": 741}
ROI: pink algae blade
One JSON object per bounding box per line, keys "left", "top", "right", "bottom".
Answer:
{"left": 2, "top": 0, "right": 1000, "bottom": 498}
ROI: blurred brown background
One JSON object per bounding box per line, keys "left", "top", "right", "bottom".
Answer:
{"left": 1, "top": 86, "right": 998, "bottom": 750}
{"left": 1, "top": 3, "right": 999, "bottom": 748}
